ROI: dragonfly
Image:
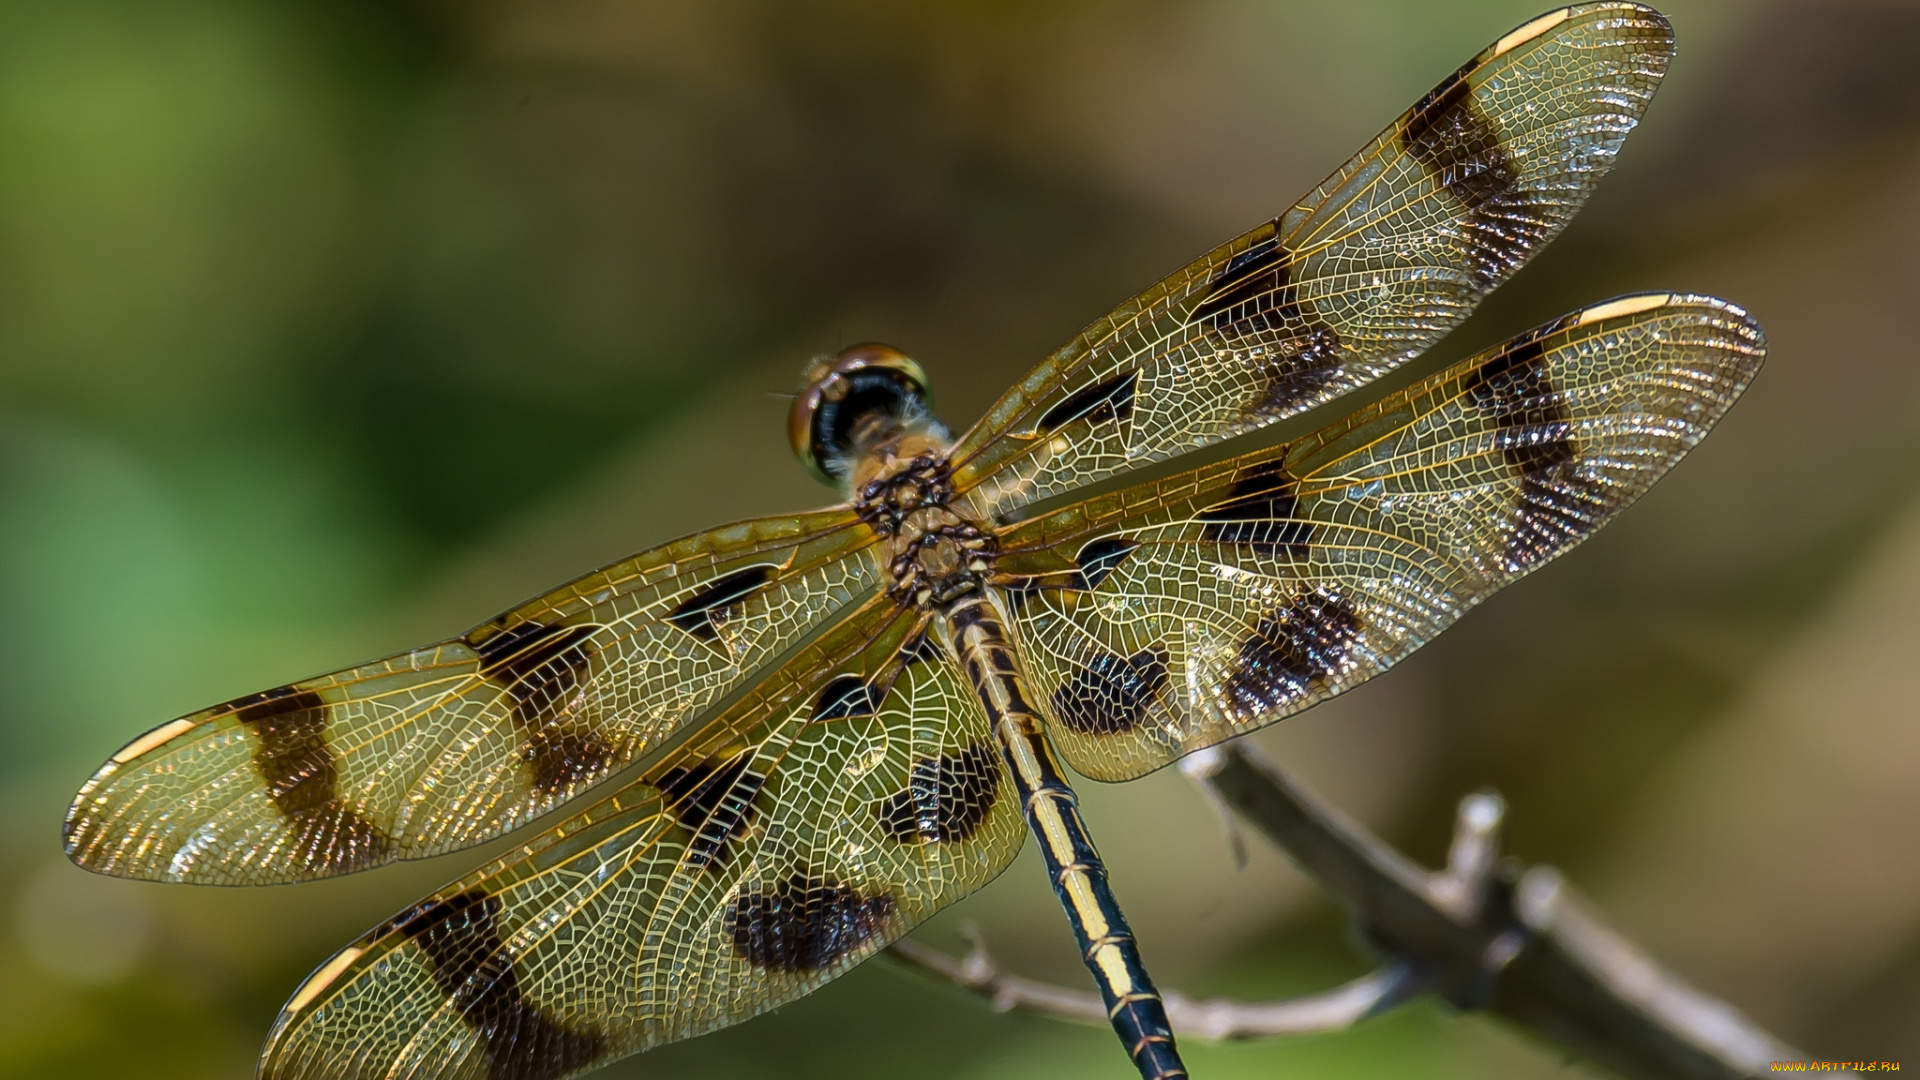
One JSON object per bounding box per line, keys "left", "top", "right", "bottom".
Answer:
{"left": 64, "top": 5, "right": 1764, "bottom": 1079}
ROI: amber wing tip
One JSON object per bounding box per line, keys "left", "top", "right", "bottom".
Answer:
{"left": 61, "top": 772, "right": 113, "bottom": 873}
{"left": 1492, "top": 4, "right": 1674, "bottom": 60}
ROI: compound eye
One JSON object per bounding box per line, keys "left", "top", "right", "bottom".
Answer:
{"left": 788, "top": 344, "right": 931, "bottom": 486}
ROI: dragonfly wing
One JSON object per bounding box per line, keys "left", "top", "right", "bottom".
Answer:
{"left": 257, "top": 600, "right": 1022, "bottom": 1080}
{"left": 66, "top": 509, "right": 884, "bottom": 884}
{"left": 952, "top": 3, "right": 1675, "bottom": 516}
{"left": 990, "top": 294, "right": 1765, "bottom": 780}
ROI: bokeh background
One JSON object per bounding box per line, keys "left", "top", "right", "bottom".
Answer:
{"left": 3, "top": 0, "right": 1918, "bottom": 1076}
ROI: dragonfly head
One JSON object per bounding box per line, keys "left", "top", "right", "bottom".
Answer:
{"left": 790, "top": 343, "right": 943, "bottom": 489}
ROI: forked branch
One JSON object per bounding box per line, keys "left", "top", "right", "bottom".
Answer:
{"left": 885, "top": 742, "right": 1828, "bottom": 1079}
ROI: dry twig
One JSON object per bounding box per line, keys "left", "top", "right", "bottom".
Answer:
{"left": 884, "top": 741, "right": 1830, "bottom": 1079}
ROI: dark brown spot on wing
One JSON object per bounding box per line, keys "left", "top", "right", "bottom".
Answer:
{"left": 521, "top": 730, "right": 613, "bottom": 798}
{"left": 471, "top": 621, "right": 612, "bottom": 796}
{"left": 995, "top": 536, "right": 1137, "bottom": 616}
{"left": 231, "top": 689, "right": 334, "bottom": 817}
{"left": 1073, "top": 537, "right": 1138, "bottom": 591}
{"left": 1403, "top": 61, "right": 1544, "bottom": 291}
{"left": 657, "top": 753, "right": 767, "bottom": 870}
{"left": 1222, "top": 589, "right": 1362, "bottom": 722}
{"left": 1190, "top": 225, "right": 1343, "bottom": 412}
{"left": 1251, "top": 325, "right": 1342, "bottom": 414}
{"left": 231, "top": 687, "right": 391, "bottom": 875}
{"left": 726, "top": 872, "right": 896, "bottom": 973}
{"left": 1051, "top": 646, "right": 1170, "bottom": 736}
{"left": 810, "top": 675, "right": 882, "bottom": 721}
{"left": 1465, "top": 335, "right": 1616, "bottom": 571}
{"left": 1197, "top": 461, "right": 1314, "bottom": 559}
{"left": 1192, "top": 227, "right": 1291, "bottom": 327}
{"left": 665, "top": 566, "right": 775, "bottom": 643}
{"left": 1035, "top": 368, "right": 1138, "bottom": 433}
{"left": 395, "top": 891, "right": 604, "bottom": 1080}
{"left": 472, "top": 620, "right": 597, "bottom": 676}
{"left": 873, "top": 741, "right": 1001, "bottom": 844}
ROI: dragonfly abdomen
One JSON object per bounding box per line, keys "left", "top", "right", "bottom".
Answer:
{"left": 944, "top": 591, "right": 1188, "bottom": 1080}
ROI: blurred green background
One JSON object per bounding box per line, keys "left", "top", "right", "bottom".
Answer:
{"left": 4, "top": 0, "right": 1919, "bottom": 1076}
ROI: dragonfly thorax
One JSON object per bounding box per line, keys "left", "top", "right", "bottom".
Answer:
{"left": 790, "top": 342, "right": 990, "bottom": 605}
{"left": 857, "top": 451, "right": 996, "bottom": 607}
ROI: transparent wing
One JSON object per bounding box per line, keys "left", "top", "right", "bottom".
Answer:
{"left": 257, "top": 600, "right": 1022, "bottom": 1080}
{"left": 952, "top": 3, "right": 1674, "bottom": 517}
{"left": 989, "top": 294, "right": 1765, "bottom": 780}
{"left": 66, "top": 509, "right": 884, "bottom": 884}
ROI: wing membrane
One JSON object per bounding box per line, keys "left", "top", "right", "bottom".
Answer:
{"left": 990, "top": 294, "right": 1764, "bottom": 780}
{"left": 952, "top": 2, "right": 1674, "bottom": 516}
{"left": 65, "top": 509, "right": 883, "bottom": 884}
{"left": 257, "top": 600, "right": 1022, "bottom": 1080}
